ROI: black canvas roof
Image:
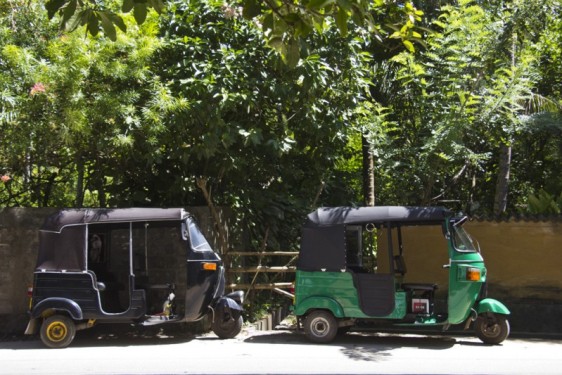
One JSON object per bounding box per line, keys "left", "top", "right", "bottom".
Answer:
{"left": 297, "top": 206, "right": 453, "bottom": 272}
{"left": 305, "top": 206, "right": 452, "bottom": 227}
{"left": 36, "top": 208, "right": 189, "bottom": 271}
{"left": 41, "top": 208, "right": 188, "bottom": 233}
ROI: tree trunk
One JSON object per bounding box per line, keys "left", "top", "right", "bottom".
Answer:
{"left": 196, "top": 177, "right": 229, "bottom": 256}
{"left": 97, "top": 177, "right": 106, "bottom": 207}
{"left": 75, "top": 159, "right": 84, "bottom": 208}
{"left": 493, "top": 32, "right": 517, "bottom": 215}
{"left": 362, "top": 135, "right": 375, "bottom": 207}
{"left": 422, "top": 178, "right": 435, "bottom": 206}
{"left": 494, "top": 142, "right": 512, "bottom": 215}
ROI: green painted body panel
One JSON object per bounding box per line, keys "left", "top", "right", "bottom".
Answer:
{"left": 476, "top": 298, "right": 510, "bottom": 315}
{"left": 294, "top": 271, "right": 406, "bottom": 319}
{"left": 447, "top": 243, "right": 487, "bottom": 324}
{"left": 295, "top": 296, "right": 345, "bottom": 317}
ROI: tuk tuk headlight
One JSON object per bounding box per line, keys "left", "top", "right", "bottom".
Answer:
{"left": 466, "top": 267, "right": 481, "bottom": 281}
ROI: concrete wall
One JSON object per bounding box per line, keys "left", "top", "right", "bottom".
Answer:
{"left": 1, "top": 208, "right": 561, "bottom": 337}
{"left": 383, "top": 219, "right": 562, "bottom": 336}
{"left": 466, "top": 220, "right": 562, "bottom": 301}
{"left": 393, "top": 220, "right": 562, "bottom": 302}
{"left": 0, "top": 208, "right": 55, "bottom": 315}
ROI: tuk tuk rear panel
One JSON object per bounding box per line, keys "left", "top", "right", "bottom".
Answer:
{"left": 31, "top": 271, "right": 146, "bottom": 320}
{"left": 294, "top": 271, "right": 407, "bottom": 319}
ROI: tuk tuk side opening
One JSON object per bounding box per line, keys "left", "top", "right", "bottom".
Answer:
{"left": 86, "top": 221, "right": 188, "bottom": 317}
{"left": 342, "top": 221, "right": 446, "bottom": 323}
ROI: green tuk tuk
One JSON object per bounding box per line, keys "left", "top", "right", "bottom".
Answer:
{"left": 293, "top": 206, "right": 510, "bottom": 344}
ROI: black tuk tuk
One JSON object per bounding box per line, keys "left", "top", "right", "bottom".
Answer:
{"left": 25, "top": 208, "right": 243, "bottom": 348}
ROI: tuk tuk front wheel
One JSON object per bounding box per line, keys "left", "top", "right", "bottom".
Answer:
{"left": 40, "top": 315, "right": 76, "bottom": 349}
{"left": 304, "top": 310, "right": 338, "bottom": 344}
{"left": 212, "top": 314, "right": 243, "bottom": 339}
{"left": 474, "top": 313, "right": 510, "bottom": 345}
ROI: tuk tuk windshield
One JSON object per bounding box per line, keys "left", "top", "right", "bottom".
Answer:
{"left": 451, "top": 225, "right": 478, "bottom": 253}
{"left": 187, "top": 219, "right": 213, "bottom": 252}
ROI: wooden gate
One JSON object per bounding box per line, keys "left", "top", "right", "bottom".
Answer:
{"left": 225, "top": 251, "right": 298, "bottom": 299}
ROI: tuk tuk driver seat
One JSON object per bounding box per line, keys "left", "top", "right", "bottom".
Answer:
{"left": 394, "top": 255, "right": 438, "bottom": 312}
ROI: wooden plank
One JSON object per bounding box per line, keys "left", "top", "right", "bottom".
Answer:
{"left": 273, "top": 288, "right": 295, "bottom": 299}
{"left": 226, "top": 251, "right": 299, "bottom": 256}
{"left": 227, "top": 282, "right": 293, "bottom": 289}
{"left": 227, "top": 266, "right": 296, "bottom": 273}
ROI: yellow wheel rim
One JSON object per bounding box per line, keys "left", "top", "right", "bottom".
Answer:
{"left": 46, "top": 321, "right": 67, "bottom": 342}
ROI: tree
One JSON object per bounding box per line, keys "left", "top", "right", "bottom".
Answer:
{"left": 43, "top": 0, "right": 424, "bottom": 65}
{"left": 3, "top": 0, "right": 561, "bottom": 222}
{"left": 356, "top": 0, "right": 556, "bottom": 216}
{"left": 1, "top": 0, "right": 166, "bottom": 206}
{"left": 118, "top": 0, "right": 375, "bottom": 248}
{"left": 480, "top": 0, "right": 562, "bottom": 215}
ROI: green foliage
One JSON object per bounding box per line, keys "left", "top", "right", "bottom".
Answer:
{"left": 527, "top": 189, "right": 562, "bottom": 215}
{"left": 42, "top": 0, "right": 425, "bottom": 65}
{"left": 136, "top": 0, "right": 373, "bottom": 247}
{"left": 2, "top": 0, "right": 561, "bottom": 231}
{"left": 361, "top": 0, "right": 561, "bottom": 214}
{"left": 1, "top": 0, "right": 165, "bottom": 206}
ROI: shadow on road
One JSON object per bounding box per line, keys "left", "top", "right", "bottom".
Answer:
{"left": 246, "top": 330, "right": 469, "bottom": 347}
{"left": 244, "top": 330, "right": 483, "bottom": 362}
{"left": 0, "top": 324, "right": 198, "bottom": 350}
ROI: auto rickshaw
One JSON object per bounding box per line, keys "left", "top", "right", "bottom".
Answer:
{"left": 293, "top": 206, "right": 510, "bottom": 344}
{"left": 25, "top": 208, "right": 244, "bottom": 348}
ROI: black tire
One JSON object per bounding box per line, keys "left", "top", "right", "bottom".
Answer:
{"left": 212, "top": 315, "right": 243, "bottom": 339}
{"left": 40, "top": 315, "right": 76, "bottom": 349}
{"left": 474, "top": 314, "right": 510, "bottom": 345}
{"left": 304, "top": 310, "right": 338, "bottom": 344}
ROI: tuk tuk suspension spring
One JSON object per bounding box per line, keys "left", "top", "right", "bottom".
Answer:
{"left": 208, "top": 305, "right": 216, "bottom": 323}
{"left": 464, "top": 308, "right": 478, "bottom": 330}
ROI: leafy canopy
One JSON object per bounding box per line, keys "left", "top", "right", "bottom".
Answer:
{"left": 44, "top": 0, "right": 424, "bottom": 65}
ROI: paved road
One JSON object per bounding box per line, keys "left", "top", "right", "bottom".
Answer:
{"left": 1, "top": 326, "right": 561, "bottom": 375}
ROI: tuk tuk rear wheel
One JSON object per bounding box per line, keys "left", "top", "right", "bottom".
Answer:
{"left": 474, "top": 314, "right": 510, "bottom": 345}
{"left": 40, "top": 315, "right": 76, "bottom": 349}
{"left": 304, "top": 310, "right": 338, "bottom": 344}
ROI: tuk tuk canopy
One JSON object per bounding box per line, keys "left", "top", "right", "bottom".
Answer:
{"left": 36, "top": 208, "right": 188, "bottom": 272}
{"left": 297, "top": 206, "right": 452, "bottom": 272}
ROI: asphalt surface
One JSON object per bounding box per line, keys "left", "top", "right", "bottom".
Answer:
{"left": 1, "top": 323, "right": 562, "bottom": 375}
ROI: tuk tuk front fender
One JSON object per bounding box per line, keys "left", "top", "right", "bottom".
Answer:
{"left": 475, "top": 298, "right": 510, "bottom": 315}
{"left": 216, "top": 295, "right": 244, "bottom": 312}
{"left": 211, "top": 296, "right": 243, "bottom": 325}
{"left": 223, "top": 291, "right": 244, "bottom": 307}
{"left": 31, "top": 298, "right": 83, "bottom": 320}
{"left": 294, "top": 296, "right": 345, "bottom": 318}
